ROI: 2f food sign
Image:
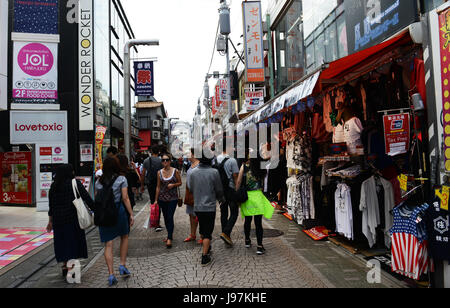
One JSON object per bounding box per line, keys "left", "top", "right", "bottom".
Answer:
{"left": 243, "top": 1, "right": 265, "bottom": 83}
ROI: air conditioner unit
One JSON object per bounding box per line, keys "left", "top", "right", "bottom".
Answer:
{"left": 153, "top": 120, "right": 160, "bottom": 128}
{"left": 152, "top": 131, "right": 161, "bottom": 140}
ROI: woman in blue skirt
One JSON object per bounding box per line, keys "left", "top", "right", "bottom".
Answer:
{"left": 95, "top": 157, "right": 135, "bottom": 286}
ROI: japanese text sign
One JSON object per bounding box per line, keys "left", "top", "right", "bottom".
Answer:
{"left": 243, "top": 1, "right": 265, "bottom": 83}
{"left": 134, "top": 61, "right": 154, "bottom": 97}
{"left": 383, "top": 113, "right": 410, "bottom": 156}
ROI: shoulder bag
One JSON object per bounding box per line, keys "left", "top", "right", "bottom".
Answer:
{"left": 72, "top": 179, "right": 94, "bottom": 230}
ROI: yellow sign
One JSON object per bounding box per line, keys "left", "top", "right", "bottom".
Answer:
{"left": 435, "top": 186, "right": 449, "bottom": 211}
{"left": 398, "top": 174, "right": 408, "bottom": 192}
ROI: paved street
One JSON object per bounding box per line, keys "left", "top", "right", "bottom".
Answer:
{"left": 8, "top": 176, "right": 407, "bottom": 289}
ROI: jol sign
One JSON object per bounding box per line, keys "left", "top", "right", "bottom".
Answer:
{"left": 243, "top": 1, "right": 265, "bottom": 83}
{"left": 382, "top": 113, "right": 410, "bottom": 156}
{"left": 12, "top": 41, "right": 58, "bottom": 106}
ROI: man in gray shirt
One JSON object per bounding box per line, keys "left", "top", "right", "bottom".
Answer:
{"left": 216, "top": 149, "right": 240, "bottom": 246}
{"left": 187, "top": 156, "right": 223, "bottom": 266}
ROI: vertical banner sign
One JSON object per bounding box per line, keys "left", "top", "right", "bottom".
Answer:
{"left": 219, "top": 78, "right": 228, "bottom": 101}
{"left": 94, "top": 126, "right": 107, "bottom": 172}
{"left": 382, "top": 113, "right": 410, "bottom": 156}
{"left": 345, "top": 0, "right": 419, "bottom": 54}
{"left": 243, "top": 1, "right": 265, "bottom": 83}
{"left": 211, "top": 96, "right": 217, "bottom": 116}
{"left": 12, "top": 41, "right": 58, "bottom": 106}
{"left": 14, "top": 0, "right": 58, "bottom": 34}
{"left": 0, "top": 152, "right": 33, "bottom": 205}
{"left": 79, "top": 0, "right": 94, "bottom": 131}
{"left": 245, "top": 89, "right": 265, "bottom": 111}
{"left": 0, "top": 0, "right": 7, "bottom": 111}
{"left": 439, "top": 8, "right": 450, "bottom": 172}
{"left": 134, "top": 61, "right": 154, "bottom": 96}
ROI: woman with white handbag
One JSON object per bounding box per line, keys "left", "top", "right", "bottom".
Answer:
{"left": 46, "top": 164, "right": 95, "bottom": 279}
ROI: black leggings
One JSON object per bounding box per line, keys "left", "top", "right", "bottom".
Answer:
{"left": 244, "top": 215, "right": 263, "bottom": 246}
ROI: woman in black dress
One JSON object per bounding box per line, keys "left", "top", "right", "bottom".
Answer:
{"left": 46, "top": 164, "right": 95, "bottom": 278}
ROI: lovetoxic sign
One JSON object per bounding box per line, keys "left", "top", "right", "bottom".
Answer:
{"left": 10, "top": 111, "right": 68, "bottom": 144}
{"left": 12, "top": 41, "right": 58, "bottom": 105}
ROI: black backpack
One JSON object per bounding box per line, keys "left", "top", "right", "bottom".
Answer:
{"left": 214, "top": 157, "right": 230, "bottom": 193}
{"left": 94, "top": 176, "right": 118, "bottom": 227}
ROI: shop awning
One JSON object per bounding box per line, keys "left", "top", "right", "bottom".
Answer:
{"left": 320, "top": 30, "right": 411, "bottom": 81}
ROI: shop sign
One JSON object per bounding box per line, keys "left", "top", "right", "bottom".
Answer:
{"left": 79, "top": 0, "right": 94, "bottom": 131}
{"left": 134, "top": 61, "right": 154, "bottom": 96}
{"left": 94, "top": 126, "right": 107, "bottom": 172}
{"left": 345, "top": 0, "right": 419, "bottom": 54}
{"left": 245, "top": 89, "right": 264, "bottom": 111}
{"left": 12, "top": 41, "right": 58, "bottom": 106}
{"left": 382, "top": 113, "right": 410, "bottom": 156}
{"left": 438, "top": 7, "right": 450, "bottom": 172}
{"left": 243, "top": 1, "right": 265, "bottom": 83}
{"left": 13, "top": 0, "right": 58, "bottom": 34}
{"left": 0, "top": 152, "right": 33, "bottom": 205}
{"left": 0, "top": 0, "right": 7, "bottom": 111}
{"left": 219, "top": 79, "right": 228, "bottom": 102}
{"left": 80, "top": 143, "right": 93, "bottom": 162}
{"left": 10, "top": 110, "right": 68, "bottom": 144}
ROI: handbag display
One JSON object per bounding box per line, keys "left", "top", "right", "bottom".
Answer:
{"left": 72, "top": 179, "right": 94, "bottom": 230}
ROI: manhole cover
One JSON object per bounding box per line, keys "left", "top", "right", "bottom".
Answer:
{"left": 251, "top": 228, "right": 283, "bottom": 238}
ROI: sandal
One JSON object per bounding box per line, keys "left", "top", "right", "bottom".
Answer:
{"left": 184, "top": 235, "right": 196, "bottom": 242}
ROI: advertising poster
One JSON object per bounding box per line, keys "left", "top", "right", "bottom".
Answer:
{"left": 134, "top": 61, "right": 154, "bottom": 96}
{"left": 80, "top": 143, "right": 93, "bottom": 162}
{"left": 12, "top": 41, "right": 58, "bottom": 106}
{"left": 243, "top": 1, "right": 265, "bottom": 83}
{"left": 383, "top": 113, "right": 410, "bottom": 156}
{"left": 345, "top": 0, "right": 419, "bottom": 54}
{"left": 13, "top": 0, "right": 58, "bottom": 34}
{"left": 95, "top": 126, "right": 107, "bottom": 172}
{"left": 245, "top": 89, "right": 264, "bottom": 111}
{"left": 0, "top": 0, "right": 7, "bottom": 111}
{"left": 439, "top": 7, "right": 450, "bottom": 171}
{"left": 0, "top": 152, "right": 32, "bottom": 205}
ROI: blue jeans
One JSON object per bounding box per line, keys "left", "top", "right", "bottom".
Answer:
{"left": 158, "top": 200, "right": 178, "bottom": 240}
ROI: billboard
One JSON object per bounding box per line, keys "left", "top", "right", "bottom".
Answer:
{"left": 243, "top": 1, "right": 265, "bottom": 83}
{"left": 0, "top": 152, "right": 33, "bottom": 205}
{"left": 345, "top": 0, "right": 419, "bottom": 54}
{"left": 134, "top": 61, "right": 154, "bottom": 96}
{"left": 12, "top": 41, "right": 58, "bottom": 106}
{"left": 14, "top": 0, "right": 58, "bottom": 34}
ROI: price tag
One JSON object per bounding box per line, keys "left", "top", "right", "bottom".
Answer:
{"left": 435, "top": 186, "right": 449, "bottom": 211}
{"left": 398, "top": 174, "right": 408, "bottom": 192}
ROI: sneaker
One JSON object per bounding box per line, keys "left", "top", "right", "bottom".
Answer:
{"left": 220, "top": 233, "right": 233, "bottom": 246}
{"left": 119, "top": 265, "right": 131, "bottom": 278}
{"left": 155, "top": 226, "right": 163, "bottom": 232}
{"left": 245, "top": 239, "right": 252, "bottom": 248}
{"left": 201, "top": 254, "right": 212, "bottom": 267}
{"left": 108, "top": 275, "right": 118, "bottom": 286}
{"left": 256, "top": 246, "right": 266, "bottom": 255}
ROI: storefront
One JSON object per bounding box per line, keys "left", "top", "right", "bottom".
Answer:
{"left": 236, "top": 23, "right": 450, "bottom": 287}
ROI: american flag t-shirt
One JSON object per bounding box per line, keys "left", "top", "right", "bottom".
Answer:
{"left": 390, "top": 204, "right": 431, "bottom": 280}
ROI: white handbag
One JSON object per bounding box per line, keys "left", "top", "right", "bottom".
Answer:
{"left": 72, "top": 179, "right": 94, "bottom": 230}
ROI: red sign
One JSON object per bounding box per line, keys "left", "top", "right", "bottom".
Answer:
{"left": 0, "top": 152, "right": 33, "bottom": 205}
{"left": 40, "top": 147, "right": 52, "bottom": 156}
{"left": 383, "top": 113, "right": 410, "bottom": 156}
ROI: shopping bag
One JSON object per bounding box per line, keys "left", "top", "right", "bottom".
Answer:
{"left": 72, "top": 179, "right": 94, "bottom": 230}
{"left": 149, "top": 202, "right": 160, "bottom": 228}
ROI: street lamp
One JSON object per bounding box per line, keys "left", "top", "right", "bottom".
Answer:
{"left": 123, "top": 39, "right": 159, "bottom": 159}
{"left": 219, "top": 0, "right": 232, "bottom": 122}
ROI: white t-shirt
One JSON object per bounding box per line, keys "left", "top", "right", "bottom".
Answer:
{"left": 333, "top": 124, "right": 345, "bottom": 143}
{"left": 335, "top": 183, "right": 353, "bottom": 240}
{"left": 343, "top": 117, "right": 363, "bottom": 154}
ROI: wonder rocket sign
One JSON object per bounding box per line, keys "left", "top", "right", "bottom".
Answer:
{"left": 79, "top": 0, "right": 94, "bottom": 131}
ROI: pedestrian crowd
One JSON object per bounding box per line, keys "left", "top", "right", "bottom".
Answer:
{"left": 46, "top": 141, "right": 274, "bottom": 286}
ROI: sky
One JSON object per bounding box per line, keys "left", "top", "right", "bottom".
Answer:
{"left": 122, "top": 0, "right": 268, "bottom": 123}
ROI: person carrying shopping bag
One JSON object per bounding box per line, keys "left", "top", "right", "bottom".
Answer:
{"left": 95, "top": 156, "right": 135, "bottom": 286}
{"left": 235, "top": 152, "right": 275, "bottom": 255}
{"left": 155, "top": 153, "right": 182, "bottom": 249}
{"left": 47, "top": 164, "right": 95, "bottom": 279}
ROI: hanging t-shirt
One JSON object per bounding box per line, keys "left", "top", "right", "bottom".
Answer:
{"left": 425, "top": 198, "right": 450, "bottom": 261}
{"left": 335, "top": 183, "right": 353, "bottom": 240}
{"left": 343, "top": 117, "right": 363, "bottom": 155}
{"left": 333, "top": 124, "right": 345, "bottom": 143}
